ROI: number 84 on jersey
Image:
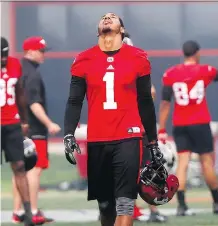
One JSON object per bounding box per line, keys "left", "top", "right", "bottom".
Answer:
{"left": 173, "top": 80, "right": 205, "bottom": 106}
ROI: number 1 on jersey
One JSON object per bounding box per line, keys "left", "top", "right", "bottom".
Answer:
{"left": 103, "top": 72, "right": 117, "bottom": 110}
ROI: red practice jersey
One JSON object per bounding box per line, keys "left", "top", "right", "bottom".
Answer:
{"left": 71, "top": 44, "right": 151, "bottom": 142}
{"left": 1, "top": 56, "right": 22, "bottom": 125}
{"left": 163, "top": 63, "right": 217, "bottom": 126}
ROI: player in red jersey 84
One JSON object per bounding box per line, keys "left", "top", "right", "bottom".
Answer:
{"left": 158, "top": 40, "right": 218, "bottom": 215}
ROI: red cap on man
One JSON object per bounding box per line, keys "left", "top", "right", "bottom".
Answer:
{"left": 23, "top": 36, "right": 50, "bottom": 51}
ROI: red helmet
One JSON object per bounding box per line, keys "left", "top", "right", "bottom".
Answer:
{"left": 139, "top": 161, "right": 179, "bottom": 206}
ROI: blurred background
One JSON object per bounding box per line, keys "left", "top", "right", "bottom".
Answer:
{"left": 1, "top": 1, "right": 218, "bottom": 226}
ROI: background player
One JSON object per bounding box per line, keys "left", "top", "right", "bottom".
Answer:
{"left": 1, "top": 37, "right": 34, "bottom": 226}
{"left": 123, "top": 33, "right": 167, "bottom": 223}
{"left": 64, "top": 13, "right": 162, "bottom": 226}
{"left": 158, "top": 40, "right": 218, "bottom": 216}
{"left": 12, "top": 36, "right": 61, "bottom": 224}
{"left": 133, "top": 84, "right": 167, "bottom": 223}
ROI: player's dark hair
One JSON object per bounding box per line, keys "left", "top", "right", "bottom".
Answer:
{"left": 182, "top": 40, "right": 200, "bottom": 57}
{"left": 1, "top": 37, "right": 9, "bottom": 68}
{"left": 1, "top": 37, "right": 9, "bottom": 56}
{"left": 119, "top": 18, "right": 125, "bottom": 40}
{"left": 119, "top": 18, "right": 124, "bottom": 28}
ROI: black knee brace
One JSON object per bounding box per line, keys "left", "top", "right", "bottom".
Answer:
{"left": 98, "top": 200, "right": 115, "bottom": 217}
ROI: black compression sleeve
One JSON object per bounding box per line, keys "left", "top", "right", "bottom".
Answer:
{"left": 161, "top": 85, "right": 173, "bottom": 101}
{"left": 64, "top": 76, "right": 86, "bottom": 136}
{"left": 136, "top": 75, "right": 157, "bottom": 142}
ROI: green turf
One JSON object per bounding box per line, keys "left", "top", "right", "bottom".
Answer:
{"left": 1, "top": 154, "right": 79, "bottom": 193}
{"left": 1, "top": 213, "right": 218, "bottom": 226}
{"left": 1, "top": 159, "right": 212, "bottom": 210}
{"left": 1, "top": 154, "right": 217, "bottom": 226}
{"left": 0, "top": 190, "right": 212, "bottom": 211}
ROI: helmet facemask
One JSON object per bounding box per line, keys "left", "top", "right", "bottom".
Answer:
{"left": 140, "top": 162, "right": 168, "bottom": 192}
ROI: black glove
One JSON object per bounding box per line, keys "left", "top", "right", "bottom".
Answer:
{"left": 63, "top": 134, "right": 81, "bottom": 165}
{"left": 147, "top": 142, "right": 166, "bottom": 164}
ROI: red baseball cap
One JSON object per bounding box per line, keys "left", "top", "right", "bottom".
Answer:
{"left": 23, "top": 36, "right": 50, "bottom": 51}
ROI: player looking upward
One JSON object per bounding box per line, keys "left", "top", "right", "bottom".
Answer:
{"left": 64, "top": 13, "right": 162, "bottom": 226}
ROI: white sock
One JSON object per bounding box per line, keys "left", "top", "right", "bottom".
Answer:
{"left": 32, "top": 209, "right": 38, "bottom": 215}
{"left": 14, "top": 210, "right": 24, "bottom": 216}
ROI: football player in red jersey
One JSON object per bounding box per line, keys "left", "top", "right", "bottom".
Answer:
{"left": 1, "top": 37, "right": 35, "bottom": 226}
{"left": 158, "top": 40, "right": 218, "bottom": 216}
{"left": 123, "top": 33, "right": 167, "bottom": 223}
{"left": 64, "top": 13, "right": 163, "bottom": 226}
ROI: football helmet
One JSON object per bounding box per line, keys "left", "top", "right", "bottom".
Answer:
{"left": 158, "top": 140, "right": 177, "bottom": 172}
{"left": 23, "top": 137, "right": 37, "bottom": 171}
{"left": 139, "top": 161, "right": 179, "bottom": 206}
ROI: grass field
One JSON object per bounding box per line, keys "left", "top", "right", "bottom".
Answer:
{"left": 1, "top": 152, "right": 218, "bottom": 226}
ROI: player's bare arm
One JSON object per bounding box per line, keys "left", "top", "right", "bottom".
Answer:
{"left": 15, "top": 78, "right": 29, "bottom": 135}
{"left": 30, "top": 103, "right": 60, "bottom": 135}
{"left": 25, "top": 74, "right": 61, "bottom": 135}
{"left": 159, "top": 84, "right": 173, "bottom": 129}
{"left": 159, "top": 100, "right": 170, "bottom": 130}
{"left": 30, "top": 103, "right": 50, "bottom": 126}
{"left": 151, "top": 84, "right": 156, "bottom": 100}
{"left": 158, "top": 84, "right": 173, "bottom": 143}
